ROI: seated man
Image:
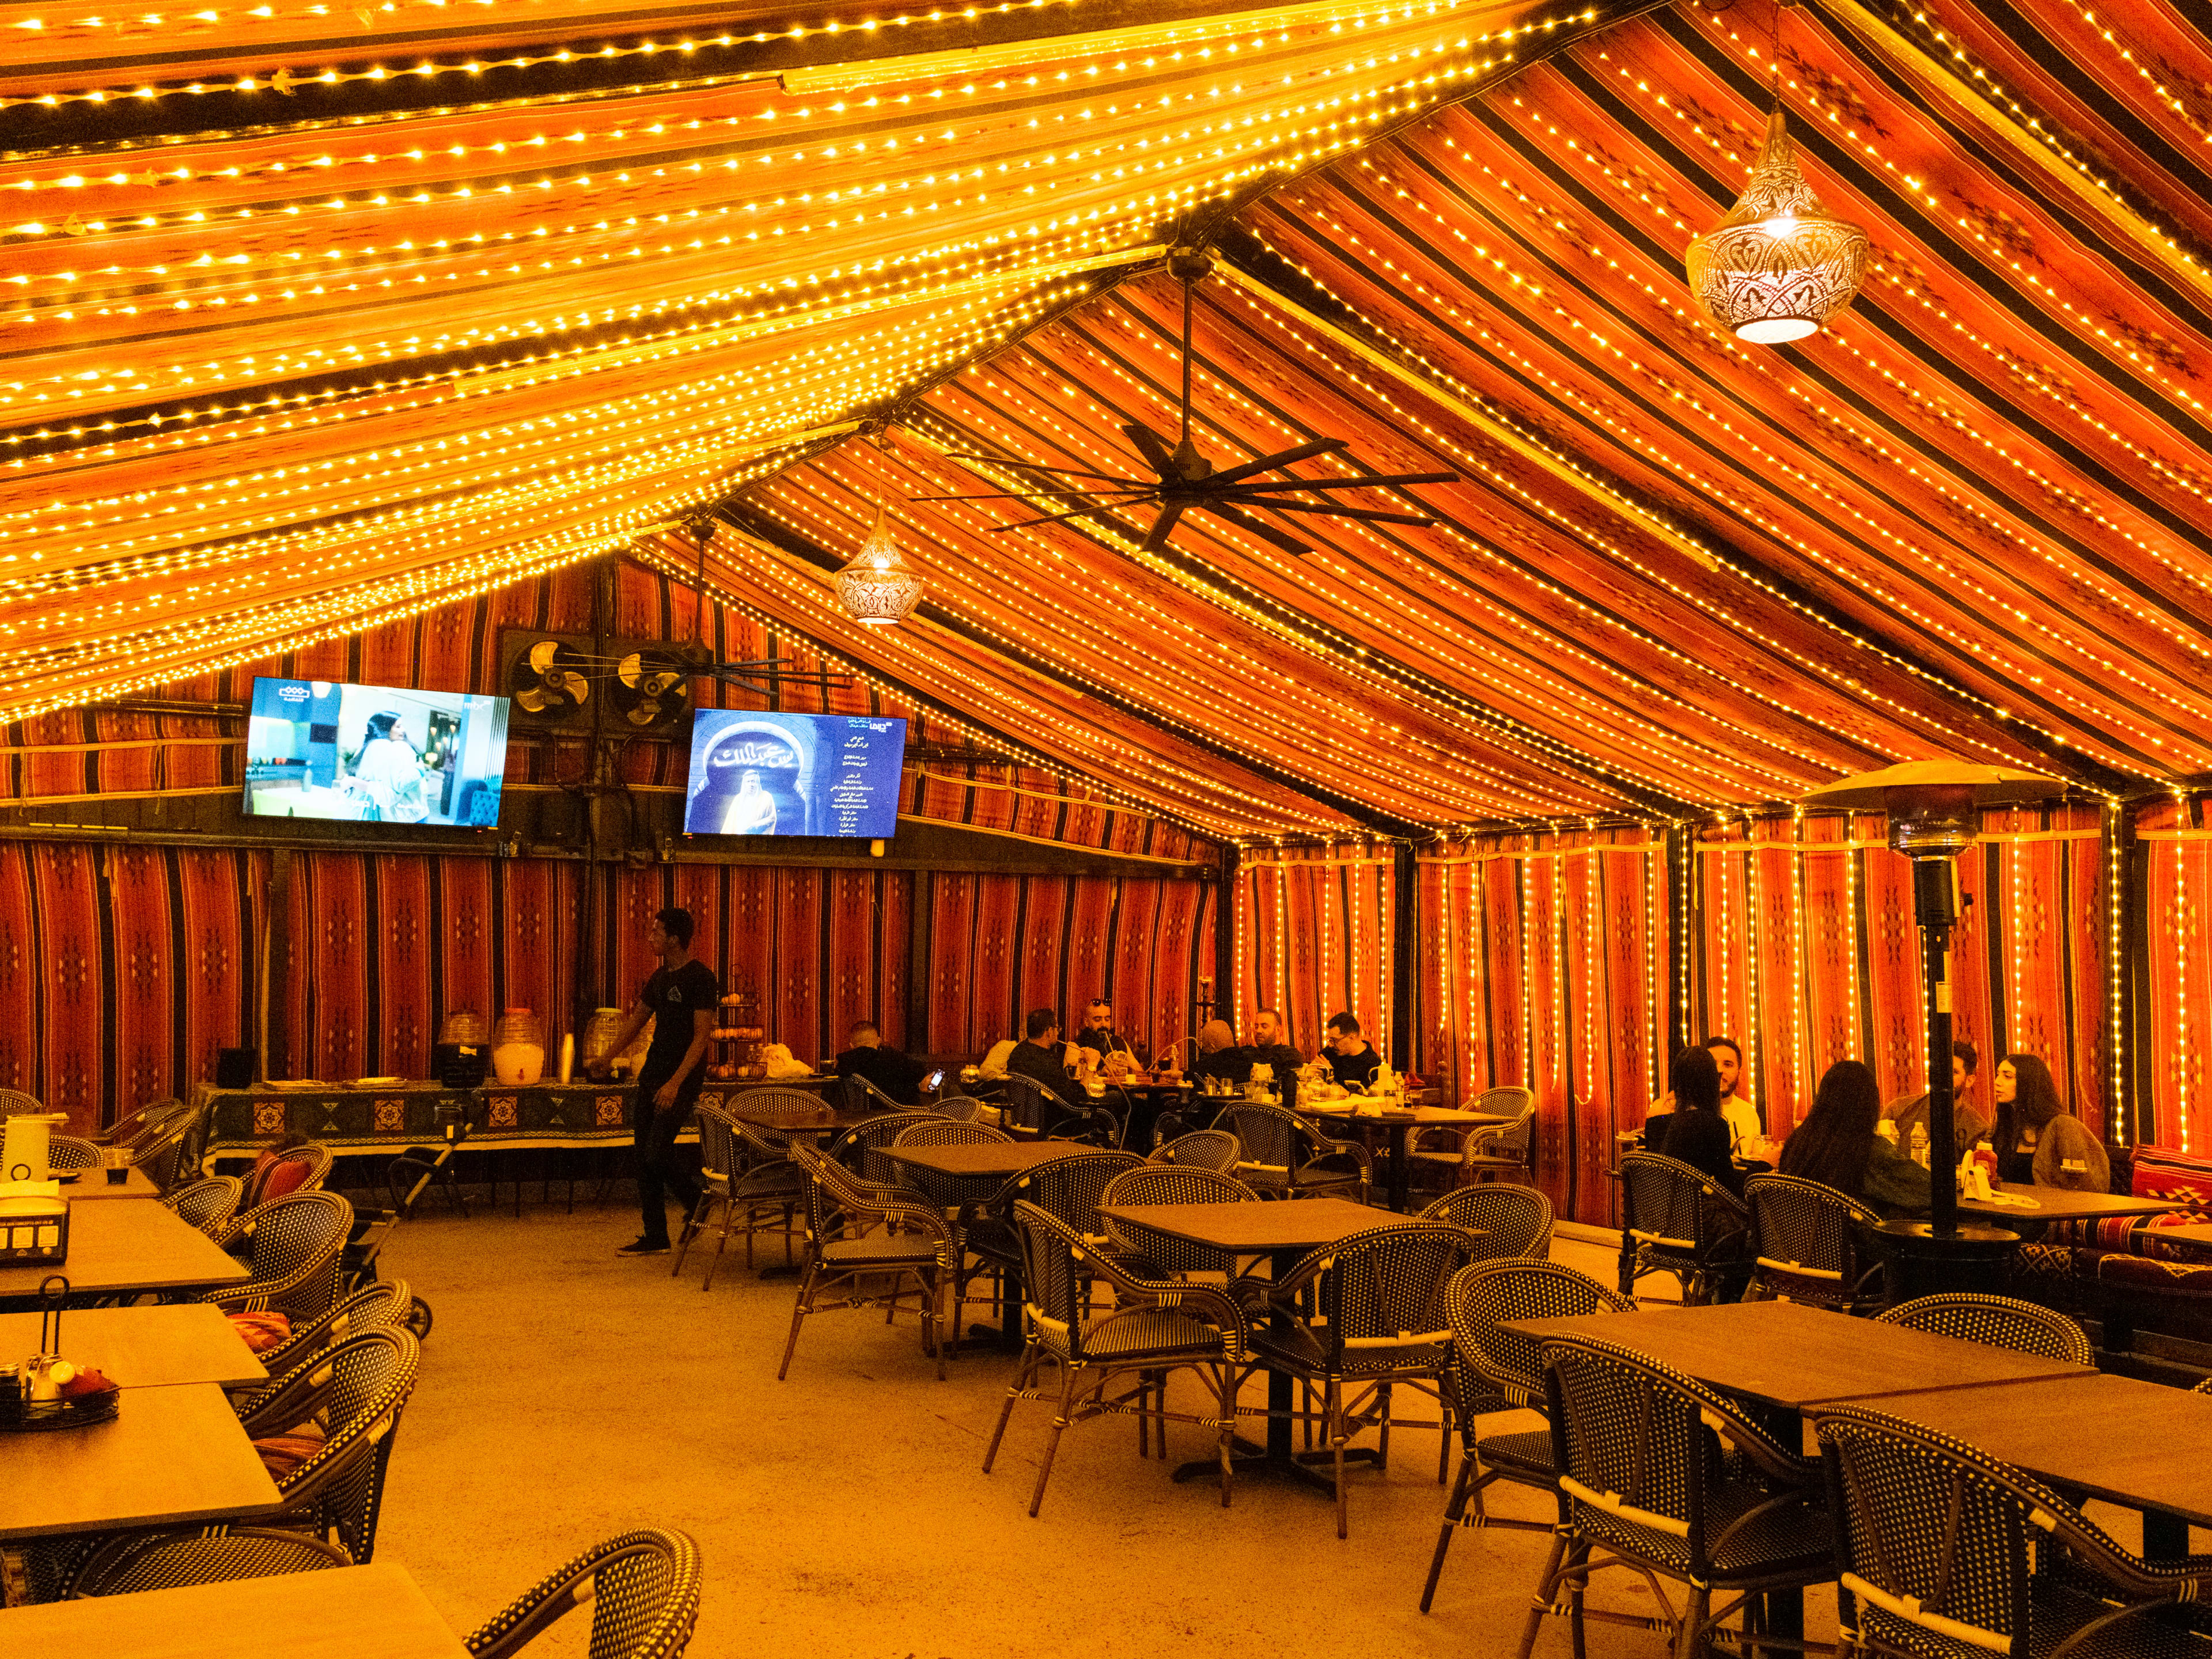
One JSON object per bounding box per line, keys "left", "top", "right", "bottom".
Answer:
{"left": 832, "top": 1018, "right": 926, "bottom": 1107}
{"left": 1073, "top": 998, "right": 1135, "bottom": 1060}
{"left": 1323, "top": 1011, "right": 1382, "bottom": 1089}
{"left": 1190, "top": 1019, "right": 1249, "bottom": 1085}
{"left": 1006, "top": 1007, "right": 1079, "bottom": 1134}
{"left": 1884, "top": 1039, "right": 1990, "bottom": 1162}
{"left": 1706, "top": 1036, "right": 1764, "bottom": 1156}
{"left": 1245, "top": 1008, "right": 1305, "bottom": 1080}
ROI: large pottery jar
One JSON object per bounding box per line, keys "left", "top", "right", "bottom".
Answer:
{"left": 491, "top": 1007, "right": 547, "bottom": 1085}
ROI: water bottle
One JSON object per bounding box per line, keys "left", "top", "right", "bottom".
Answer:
{"left": 1909, "top": 1121, "right": 1929, "bottom": 1169}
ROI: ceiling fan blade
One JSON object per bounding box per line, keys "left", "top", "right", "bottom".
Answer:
{"left": 1141, "top": 503, "right": 1188, "bottom": 552}
{"left": 1203, "top": 437, "right": 1351, "bottom": 487}
{"left": 908, "top": 488, "right": 1142, "bottom": 503}
{"left": 1200, "top": 499, "right": 1314, "bottom": 559}
{"left": 994, "top": 494, "right": 1157, "bottom": 532}
{"left": 1219, "top": 471, "right": 1460, "bottom": 493}
{"left": 942, "top": 453, "right": 1141, "bottom": 483}
{"left": 1121, "top": 423, "right": 1178, "bottom": 478}
{"left": 1243, "top": 498, "right": 1438, "bottom": 525}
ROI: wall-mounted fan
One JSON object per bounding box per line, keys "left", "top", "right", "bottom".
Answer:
{"left": 610, "top": 650, "right": 694, "bottom": 729}
{"left": 508, "top": 640, "right": 592, "bottom": 718}
{"left": 498, "top": 632, "right": 698, "bottom": 735}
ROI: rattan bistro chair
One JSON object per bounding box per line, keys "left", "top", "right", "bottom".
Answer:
{"left": 826, "top": 1110, "right": 944, "bottom": 1185}
{"left": 1249, "top": 1222, "right": 1478, "bottom": 1539}
{"left": 226, "top": 1326, "right": 420, "bottom": 1563}
{"left": 779, "top": 1143, "right": 957, "bottom": 1382}
{"left": 1421, "top": 1261, "right": 1633, "bottom": 1613}
{"left": 164, "top": 1174, "right": 244, "bottom": 1235}
{"left": 891, "top": 1118, "right": 1013, "bottom": 1152}
{"left": 671, "top": 1103, "right": 804, "bottom": 1287}
{"left": 93, "top": 1093, "right": 188, "bottom": 1152}
{"left": 1618, "top": 1150, "right": 1750, "bottom": 1305}
{"left": 1516, "top": 1332, "right": 1832, "bottom": 1659}
{"left": 1742, "top": 1173, "right": 1888, "bottom": 1313}
{"left": 725, "top": 1086, "right": 830, "bottom": 1138}
{"left": 1419, "top": 1183, "right": 1554, "bottom": 1262}
{"left": 202, "top": 1191, "right": 354, "bottom": 1325}
{"left": 464, "top": 1528, "right": 703, "bottom": 1659}
{"left": 240, "top": 1143, "right": 335, "bottom": 1209}
{"left": 1149, "top": 1129, "right": 1241, "bottom": 1174}
{"left": 44, "top": 1134, "right": 101, "bottom": 1171}
{"left": 67, "top": 1529, "right": 353, "bottom": 1598}
{"left": 128, "top": 1100, "right": 208, "bottom": 1194}
{"left": 982, "top": 1200, "right": 1249, "bottom": 1516}
{"left": 1813, "top": 1402, "right": 2212, "bottom": 1659}
{"left": 955, "top": 1149, "right": 1143, "bottom": 1346}
{"left": 1098, "top": 1164, "right": 1259, "bottom": 1278}
{"left": 1873, "top": 1291, "right": 2093, "bottom": 1366}
{"left": 230, "top": 1278, "right": 416, "bottom": 1412}
{"left": 1210, "top": 1101, "right": 1372, "bottom": 1205}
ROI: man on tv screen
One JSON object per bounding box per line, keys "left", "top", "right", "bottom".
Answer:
{"left": 683, "top": 711, "right": 905, "bottom": 839}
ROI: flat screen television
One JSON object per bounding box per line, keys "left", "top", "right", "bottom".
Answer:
{"left": 683, "top": 710, "right": 907, "bottom": 838}
{"left": 243, "top": 677, "right": 512, "bottom": 826}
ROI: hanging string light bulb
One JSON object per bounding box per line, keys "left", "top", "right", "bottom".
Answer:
{"left": 1685, "top": 7, "right": 1869, "bottom": 344}
{"left": 834, "top": 431, "right": 924, "bottom": 626}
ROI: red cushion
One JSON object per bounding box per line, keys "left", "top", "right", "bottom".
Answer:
{"left": 229, "top": 1311, "right": 291, "bottom": 1353}
{"left": 253, "top": 1425, "right": 326, "bottom": 1482}
{"left": 252, "top": 1152, "right": 314, "bottom": 1202}
{"left": 2130, "top": 1145, "right": 2212, "bottom": 1223}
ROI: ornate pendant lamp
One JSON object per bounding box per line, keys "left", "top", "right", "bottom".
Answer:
{"left": 832, "top": 507, "right": 923, "bottom": 626}
{"left": 1685, "top": 105, "right": 1870, "bottom": 344}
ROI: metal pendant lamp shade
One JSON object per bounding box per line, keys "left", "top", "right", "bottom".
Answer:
{"left": 833, "top": 510, "right": 924, "bottom": 626}
{"left": 1685, "top": 107, "right": 1871, "bottom": 345}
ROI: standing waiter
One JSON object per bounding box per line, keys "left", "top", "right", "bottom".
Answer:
{"left": 592, "top": 905, "right": 717, "bottom": 1257}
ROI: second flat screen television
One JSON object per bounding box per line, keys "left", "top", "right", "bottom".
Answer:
{"left": 684, "top": 711, "right": 907, "bottom": 838}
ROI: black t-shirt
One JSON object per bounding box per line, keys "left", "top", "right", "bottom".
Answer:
{"left": 1007, "top": 1039, "right": 1070, "bottom": 1094}
{"left": 638, "top": 958, "right": 718, "bottom": 1085}
{"left": 1326, "top": 1042, "right": 1381, "bottom": 1089}
{"left": 1075, "top": 1028, "right": 1132, "bottom": 1058}
{"left": 835, "top": 1044, "right": 923, "bottom": 1105}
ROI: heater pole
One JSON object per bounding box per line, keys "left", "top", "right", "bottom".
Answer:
{"left": 1911, "top": 853, "right": 1959, "bottom": 1238}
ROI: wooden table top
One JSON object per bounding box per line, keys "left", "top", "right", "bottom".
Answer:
{"left": 881, "top": 1141, "right": 1074, "bottom": 1178}
{"left": 1957, "top": 1188, "right": 2186, "bottom": 1222}
{"left": 1503, "top": 1300, "right": 2097, "bottom": 1411}
{"left": 0, "top": 1303, "right": 267, "bottom": 1389}
{"left": 1097, "top": 1196, "right": 1424, "bottom": 1253}
{"left": 1842, "top": 1373, "right": 2212, "bottom": 1527}
{"left": 53, "top": 1165, "right": 163, "bottom": 1200}
{"left": 0, "top": 1382, "right": 281, "bottom": 1540}
{"left": 0, "top": 1199, "right": 252, "bottom": 1301}
{"left": 0, "top": 1562, "right": 469, "bottom": 1657}
{"left": 1302, "top": 1104, "right": 1509, "bottom": 1126}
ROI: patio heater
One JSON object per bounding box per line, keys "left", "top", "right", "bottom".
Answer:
{"left": 1801, "top": 762, "right": 2067, "bottom": 1297}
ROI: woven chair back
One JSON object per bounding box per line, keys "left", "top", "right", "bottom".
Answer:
{"left": 0, "top": 1086, "right": 43, "bottom": 1115}
{"left": 1419, "top": 1184, "right": 1553, "bottom": 1260}
{"left": 245, "top": 1143, "right": 334, "bottom": 1209}
{"left": 1210, "top": 1103, "right": 1310, "bottom": 1183}
{"left": 1150, "top": 1129, "right": 1240, "bottom": 1173}
{"left": 827, "top": 1111, "right": 942, "bottom": 1185}
{"left": 1309, "top": 1223, "right": 1474, "bottom": 1369}
{"left": 1449, "top": 1260, "right": 1632, "bottom": 1412}
{"left": 71, "top": 1529, "right": 354, "bottom": 1598}
{"left": 131, "top": 1104, "right": 206, "bottom": 1194}
{"left": 465, "top": 1527, "right": 704, "bottom": 1659}
{"left": 1744, "top": 1173, "right": 1881, "bottom": 1304}
{"left": 1003, "top": 1149, "right": 1144, "bottom": 1237}
{"left": 891, "top": 1119, "right": 1012, "bottom": 1150}
{"left": 45, "top": 1135, "right": 101, "bottom": 1171}
{"left": 275, "top": 1327, "right": 420, "bottom": 1562}
{"left": 1099, "top": 1164, "right": 1256, "bottom": 1274}
{"left": 1813, "top": 1405, "right": 2052, "bottom": 1657}
{"left": 109, "top": 1096, "right": 189, "bottom": 1152}
{"left": 166, "top": 1174, "right": 244, "bottom": 1234}
{"left": 732, "top": 1120, "right": 792, "bottom": 1169}
{"left": 1473, "top": 1085, "right": 1534, "bottom": 1119}
{"left": 1011, "top": 1200, "right": 1096, "bottom": 1357}
{"left": 1620, "top": 1150, "right": 1741, "bottom": 1252}
{"left": 935, "top": 1093, "right": 983, "bottom": 1123}
{"left": 1874, "top": 1293, "right": 2093, "bottom": 1366}
{"left": 241, "top": 1190, "right": 354, "bottom": 1323}
{"left": 1000, "top": 1074, "right": 1067, "bottom": 1136}
{"left": 691, "top": 1103, "right": 741, "bottom": 1184}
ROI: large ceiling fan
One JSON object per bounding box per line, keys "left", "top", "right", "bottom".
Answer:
{"left": 914, "top": 247, "right": 1457, "bottom": 558}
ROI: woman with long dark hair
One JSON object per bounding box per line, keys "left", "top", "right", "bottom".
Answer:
{"left": 1990, "top": 1052, "right": 2109, "bottom": 1191}
{"left": 1778, "top": 1059, "right": 1930, "bottom": 1215}
{"left": 1643, "top": 1046, "right": 1743, "bottom": 1196}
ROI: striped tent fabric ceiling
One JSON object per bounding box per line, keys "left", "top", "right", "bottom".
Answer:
{"left": 0, "top": 0, "right": 2207, "bottom": 832}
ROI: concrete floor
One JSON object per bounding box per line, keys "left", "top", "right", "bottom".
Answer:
{"left": 366, "top": 1196, "right": 1830, "bottom": 1659}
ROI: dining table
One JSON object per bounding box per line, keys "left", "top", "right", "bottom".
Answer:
{"left": 1831, "top": 1370, "right": 2212, "bottom": 1558}
{"left": 1300, "top": 1102, "right": 1510, "bottom": 1213}
{"left": 51, "top": 1165, "right": 164, "bottom": 1202}
{"left": 881, "top": 1140, "right": 1077, "bottom": 1351}
{"left": 1094, "top": 1196, "right": 1429, "bottom": 1492}
{"left": 1956, "top": 1187, "right": 2188, "bottom": 1224}
{"left": 0, "top": 1199, "right": 250, "bottom": 1307}
{"left": 0, "top": 1561, "right": 470, "bottom": 1656}
{"left": 0, "top": 1302, "right": 268, "bottom": 1389}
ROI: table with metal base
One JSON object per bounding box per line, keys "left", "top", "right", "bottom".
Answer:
{"left": 1305, "top": 1107, "right": 1508, "bottom": 1213}
{"left": 1098, "top": 1197, "right": 1423, "bottom": 1491}
{"left": 884, "top": 1141, "right": 1074, "bottom": 1353}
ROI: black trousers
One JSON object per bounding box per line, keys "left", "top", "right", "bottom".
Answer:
{"left": 634, "top": 1071, "right": 703, "bottom": 1245}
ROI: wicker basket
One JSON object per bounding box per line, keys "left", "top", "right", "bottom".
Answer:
{"left": 0, "top": 1382, "right": 119, "bottom": 1433}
